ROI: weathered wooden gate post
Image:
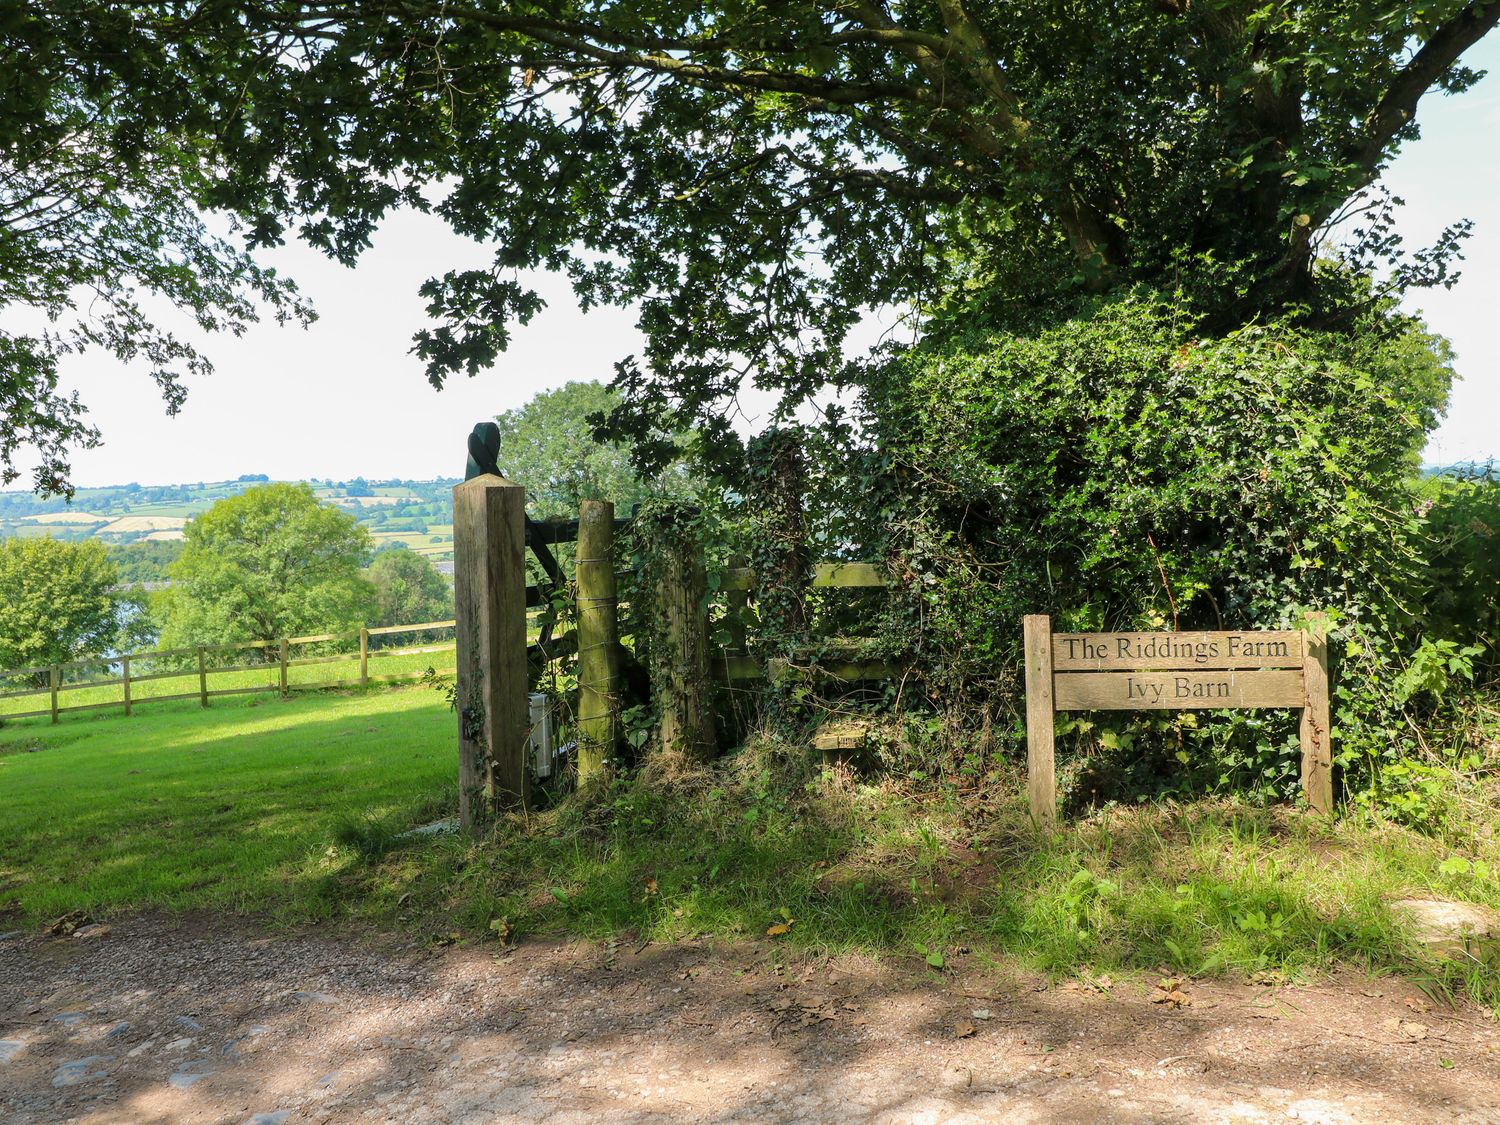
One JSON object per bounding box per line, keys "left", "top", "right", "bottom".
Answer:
{"left": 453, "top": 473, "right": 531, "bottom": 828}
{"left": 644, "top": 505, "right": 715, "bottom": 762}
{"left": 575, "top": 499, "right": 621, "bottom": 784}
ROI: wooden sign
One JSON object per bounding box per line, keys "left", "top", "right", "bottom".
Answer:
{"left": 1024, "top": 617, "right": 1331, "bottom": 829}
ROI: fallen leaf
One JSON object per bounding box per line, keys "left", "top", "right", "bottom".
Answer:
{"left": 971, "top": 1009, "right": 992, "bottom": 1021}
{"left": 1439, "top": 1057, "right": 1455, "bottom": 1070}
{"left": 1382, "top": 1018, "right": 1429, "bottom": 1041}
{"left": 1405, "top": 996, "right": 1432, "bottom": 1014}
{"left": 643, "top": 878, "right": 659, "bottom": 896}
{"left": 766, "top": 922, "right": 793, "bottom": 937}
{"left": 954, "top": 1020, "right": 976, "bottom": 1039}
{"left": 488, "top": 917, "right": 513, "bottom": 944}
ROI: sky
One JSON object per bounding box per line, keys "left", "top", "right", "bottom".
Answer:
{"left": 20, "top": 40, "right": 1500, "bottom": 488}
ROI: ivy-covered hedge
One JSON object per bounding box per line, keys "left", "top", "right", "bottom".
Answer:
{"left": 863, "top": 295, "right": 1476, "bottom": 816}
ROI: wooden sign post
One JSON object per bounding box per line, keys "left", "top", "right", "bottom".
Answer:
{"left": 1024, "top": 615, "right": 1331, "bottom": 828}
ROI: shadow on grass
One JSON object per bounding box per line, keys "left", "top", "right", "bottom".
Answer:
{"left": 334, "top": 749, "right": 1500, "bottom": 1011}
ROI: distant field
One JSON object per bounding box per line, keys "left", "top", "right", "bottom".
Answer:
{"left": 25, "top": 511, "right": 107, "bottom": 525}
{"left": 2, "top": 476, "right": 457, "bottom": 560}
{"left": 99, "top": 515, "right": 188, "bottom": 534}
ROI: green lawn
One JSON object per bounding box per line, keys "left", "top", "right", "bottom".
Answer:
{"left": 0, "top": 686, "right": 455, "bottom": 922}
{"left": 2, "top": 682, "right": 1495, "bottom": 1011}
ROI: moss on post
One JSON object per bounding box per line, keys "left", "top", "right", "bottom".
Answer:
{"left": 575, "top": 499, "right": 621, "bottom": 784}
{"left": 638, "top": 503, "right": 715, "bottom": 763}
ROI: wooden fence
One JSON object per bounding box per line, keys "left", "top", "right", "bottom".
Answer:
{"left": 0, "top": 620, "right": 460, "bottom": 724}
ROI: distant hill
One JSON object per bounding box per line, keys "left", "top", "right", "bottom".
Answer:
{"left": 0, "top": 477, "right": 459, "bottom": 562}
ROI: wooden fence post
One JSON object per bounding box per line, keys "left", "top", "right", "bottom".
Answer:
{"left": 122, "top": 655, "right": 132, "bottom": 717}
{"left": 278, "top": 638, "right": 289, "bottom": 696}
{"left": 1023, "top": 615, "right": 1057, "bottom": 831}
{"left": 1300, "top": 612, "right": 1332, "bottom": 814}
{"left": 49, "top": 664, "right": 59, "bottom": 724}
{"left": 359, "top": 627, "right": 370, "bottom": 687}
{"left": 575, "top": 500, "right": 620, "bottom": 785}
{"left": 198, "top": 647, "right": 209, "bottom": 707}
{"left": 453, "top": 473, "right": 531, "bottom": 828}
{"left": 747, "top": 428, "right": 810, "bottom": 648}
{"left": 647, "top": 507, "right": 715, "bottom": 762}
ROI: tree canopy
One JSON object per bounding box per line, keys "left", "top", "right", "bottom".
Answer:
{"left": 155, "top": 483, "right": 374, "bottom": 647}
{"left": 7, "top": 2, "right": 1498, "bottom": 487}
{"left": 367, "top": 547, "right": 452, "bottom": 629}
{"left": 0, "top": 536, "right": 121, "bottom": 675}
{"left": 493, "top": 381, "right": 699, "bottom": 516}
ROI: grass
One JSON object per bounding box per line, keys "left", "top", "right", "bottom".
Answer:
{"left": 0, "top": 685, "right": 455, "bottom": 921}
{"left": 2, "top": 688, "right": 1496, "bottom": 1009}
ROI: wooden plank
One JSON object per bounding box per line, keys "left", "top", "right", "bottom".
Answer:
{"left": 373, "top": 643, "right": 455, "bottom": 658}
{"left": 766, "top": 658, "right": 898, "bottom": 683}
{"left": 0, "top": 663, "right": 54, "bottom": 681}
{"left": 198, "top": 647, "right": 208, "bottom": 707}
{"left": 56, "top": 699, "right": 131, "bottom": 716}
{"left": 278, "top": 638, "right": 289, "bottom": 696}
{"left": 1300, "top": 617, "right": 1332, "bottom": 814}
{"left": 453, "top": 474, "right": 531, "bottom": 827}
{"left": 1, "top": 707, "right": 53, "bottom": 720}
{"left": 0, "top": 685, "right": 50, "bottom": 701}
{"left": 712, "top": 653, "right": 762, "bottom": 681}
{"left": 286, "top": 630, "right": 359, "bottom": 646}
{"left": 122, "top": 655, "right": 131, "bottom": 717}
{"left": 1024, "top": 616, "right": 1057, "bottom": 831}
{"left": 366, "top": 620, "right": 457, "bottom": 637}
{"left": 812, "top": 562, "right": 887, "bottom": 588}
{"left": 720, "top": 567, "right": 754, "bottom": 592}
{"left": 49, "top": 665, "right": 59, "bottom": 724}
{"left": 575, "top": 499, "right": 620, "bottom": 784}
{"left": 1052, "top": 630, "right": 1304, "bottom": 671}
{"left": 127, "top": 668, "right": 208, "bottom": 685}
{"left": 1054, "top": 669, "right": 1304, "bottom": 711}
{"left": 718, "top": 561, "right": 889, "bottom": 592}
{"left": 359, "top": 627, "right": 369, "bottom": 686}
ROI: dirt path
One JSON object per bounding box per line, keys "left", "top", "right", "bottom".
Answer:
{"left": 2, "top": 917, "right": 1498, "bottom": 1124}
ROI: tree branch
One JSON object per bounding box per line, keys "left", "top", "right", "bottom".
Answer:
{"left": 1345, "top": 0, "right": 1500, "bottom": 179}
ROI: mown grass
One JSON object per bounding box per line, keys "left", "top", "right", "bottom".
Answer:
{"left": 2, "top": 686, "right": 1496, "bottom": 1008}
{"left": 0, "top": 686, "right": 455, "bottom": 921}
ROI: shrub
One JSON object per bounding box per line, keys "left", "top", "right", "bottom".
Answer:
{"left": 863, "top": 293, "right": 1464, "bottom": 812}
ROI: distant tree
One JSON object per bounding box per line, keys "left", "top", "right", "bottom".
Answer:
{"left": 0, "top": 538, "right": 120, "bottom": 676}
{"left": 106, "top": 540, "right": 185, "bottom": 584}
{"left": 367, "top": 548, "right": 453, "bottom": 629}
{"left": 494, "top": 381, "right": 699, "bottom": 518}
{"left": 156, "top": 484, "right": 374, "bottom": 647}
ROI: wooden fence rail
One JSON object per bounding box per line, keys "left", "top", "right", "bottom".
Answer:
{"left": 0, "top": 617, "right": 483, "bottom": 725}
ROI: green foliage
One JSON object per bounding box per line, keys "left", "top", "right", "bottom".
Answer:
{"left": 10, "top": 6, "right": 1495, "bottom": 485}
{"left": 1, "top": 13, "right": 311, "bottom": 495}
{"left": 367, "top": 548, "right": 452, "bottom": 629}
{"left": 106, "top": 540, "right": 185, "bottom": 585}
{"left": 493, "top": 381, "right": 699, "bottom": 517}
{"left": 0, "top": 537, "right": 120, "bottom": 673}
{"left": 1416, "top": 472, "right": 1500, "bottom": 669}
{"left": 156, "top": 483, "right": 375, "bottom": 647}
{"left": 866, "top": 293, "right": 1464, "bottom": 812}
